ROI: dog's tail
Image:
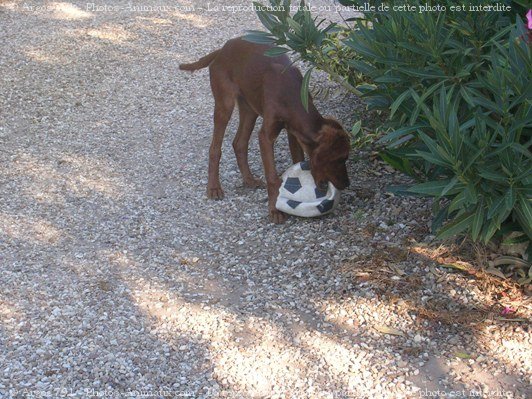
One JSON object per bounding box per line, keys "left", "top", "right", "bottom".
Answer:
{"left": 179, "top": 49, "right": 220, "bottom": 71}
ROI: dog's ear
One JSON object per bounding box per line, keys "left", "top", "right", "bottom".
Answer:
{"left": 321, "top": 118, "right": 343, "bottom": 131}
{"left": 311, "top": 124, "right": 346, "bottom": 178}
{"left": 316, "top": 123, "right": 337, "bottom": 147}
{"left": 317, "top": 122, "right": 350, "bottom": 158}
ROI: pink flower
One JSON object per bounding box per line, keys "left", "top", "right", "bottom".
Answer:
{"left": 501, "top": 306, "right": 515, "bottom": 315}
{"left": 528, "top": 9, "right": 532, "bottom": 30}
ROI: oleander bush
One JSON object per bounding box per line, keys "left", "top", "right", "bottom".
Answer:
{"left": 245, "top": 0, "right": 531, "bottom": 256}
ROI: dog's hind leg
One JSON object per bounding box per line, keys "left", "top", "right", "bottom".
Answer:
{"left": 207, "top": 71, "right": 236, "bottom": 200}
{"left": 233, "top": 97, "right": 263, "bottom": 188}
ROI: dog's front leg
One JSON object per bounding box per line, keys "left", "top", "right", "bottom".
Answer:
{"left": 287, "top": 131, "right": 305, "bottom": 164}
{"left": 258, "top": 123, "right": 286, "bottom": 224}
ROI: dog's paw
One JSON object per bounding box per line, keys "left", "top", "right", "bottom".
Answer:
{"left": 269, "top": 209, "right": 288, "bottom": 224}
{"left": 243, "top": 176, "right": 265, "bottom": 189}
{"left": 207, "top": 187, "right": 224, "bottom": 200}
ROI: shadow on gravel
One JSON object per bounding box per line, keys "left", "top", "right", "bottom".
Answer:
{"left": 98, "top": 234, "right": 529, "bottom": 398}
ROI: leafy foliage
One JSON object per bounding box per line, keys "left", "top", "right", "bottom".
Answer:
{"left": 245, "top": 0, "right": 531, "bottom": 247}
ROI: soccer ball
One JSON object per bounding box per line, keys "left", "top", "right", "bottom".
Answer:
{"left": 275, "top": 160, "right": 341, "bottom": 217}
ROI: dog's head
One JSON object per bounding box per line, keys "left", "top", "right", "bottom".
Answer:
{"left": 309, "top": 119, "right": 350, "bottom": 190}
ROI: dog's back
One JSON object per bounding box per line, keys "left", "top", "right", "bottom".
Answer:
{"left": 179, "top": 37, "right": 290, "bottom": 73}
{"left": 179, "top": 38, "right": 303, "bottom": 114}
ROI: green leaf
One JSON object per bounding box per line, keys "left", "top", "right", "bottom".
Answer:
{"left": 441, "top": 263, "right": 469, "bottom": 272}
{"left": 441, "top": 177, "right": 460, "bottom": 196}
{"left": 287, "top": 17, "right": 303, "bottom": 35}
{"left": 344, "top": 37, "right": 380, "bottom": 59}
{"left": 397, "top": 41, "right": 432, "bottom": 57}
{"left": 351, "top": 121, "right": 362, "bottom": 136}
{"left": 390, "top": 89, "right": 412, "bottom": 118}
{"left": 454, "top": 352, "right": 472, "bottom": 359}
{"left": 416, "top": 150, "right": 452, "bottom": 169}
{"left": 396, "top": 67, "right": 447, "bottom": 79}
{"left": 515, "top": 194, "right": 532, "bottom": 239}
{"left": 366, "top": 95, "right": 390, "bottom": 110}
{"left": 487, "top": 195, "right": 507, "bottom": 220}
{"left": 437, "top": 213, "right": 475, "bottom": 239}
{"left": 449, "top": 191, "right": 467, "bottom": 214}
{"left": 300, "top": 67, "right": 313, "bottom": 112}
{"left": 464, "top": 183, "right": 478, "bottom": 205}
{"left": 471, "top": 206, "right": 485, "bottom": 241}
{"left": 459, "top": 85, "right": 476, "bottom": 107}
{"left": 386, "top": 184, "right": 423, "bottom": 197}
{"left": 432, "top": 206, "right": 449, "bottom": 233}
{"left": 263, "top": 46, "right": 291, "bottom": 57}
{"left": 378, "top": 125, "right": 425, "bottom": 145}
{"left": 243, "top": 30, "right": 278, "bottom": 44}
{"left": 255, "top": 3, "right": 280, "bottom": 32}
{"left": 418, "top": 131, "right": 453, "bottom": 166}
{"left": 479, "top": 170, "right": 508, "bottom": 183}
{"left": 380, "top": 152, "right": 416, "bottom": 177}
{"left": 502, "top": 233, "right": 529, "bottom": 245}
{"left": 504, "top": 187, "right": 516, "bottom": 211}
{"left": 374, "top": 75, "right": 402, "bottom": 84}
{"left": 511, "top": 0, "right": 530, "bottom": 7}
{"left": 346, "top": 59, "right": 377, "bottom": 75}
{"left": 408, "top": 180, "right": 454, "bottom": 197}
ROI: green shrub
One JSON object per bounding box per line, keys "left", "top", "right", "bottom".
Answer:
{"left": 245, "top": 0, "right": 531, "bottom": 247}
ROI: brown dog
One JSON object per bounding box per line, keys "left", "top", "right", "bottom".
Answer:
{"left": 179, "top": 38, "right": 350, "bottom": 223}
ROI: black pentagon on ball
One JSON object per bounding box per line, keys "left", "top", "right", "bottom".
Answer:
{"left": 287, "top": 200, "right": 302, "bottom": 209}
{"left": 314, "top": 187, "right": 327, "bottom": 198}
{"left": 284, "top": 177, "right": 302, "bottom": 194}
{"left": 300, "top": 160, "right": 310, "bottom": 171}
{"left": 317, "top": 199, "right": 334, "bottom": 213}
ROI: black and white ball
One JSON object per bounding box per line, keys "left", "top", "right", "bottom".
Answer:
{"left": 275, "top": 161, "right": 341, "bottom": 217}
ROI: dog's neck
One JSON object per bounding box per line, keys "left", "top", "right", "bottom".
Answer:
{"left": 286, "top": 106, "right": 324, "bottom": 150}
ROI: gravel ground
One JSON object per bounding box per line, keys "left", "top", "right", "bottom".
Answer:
{"left": 0, "top": 1, "right": 530, "bottom": 398}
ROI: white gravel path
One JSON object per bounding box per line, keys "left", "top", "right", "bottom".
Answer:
{"left": 0, "top": 1, "right": 530, "bottom": 398}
